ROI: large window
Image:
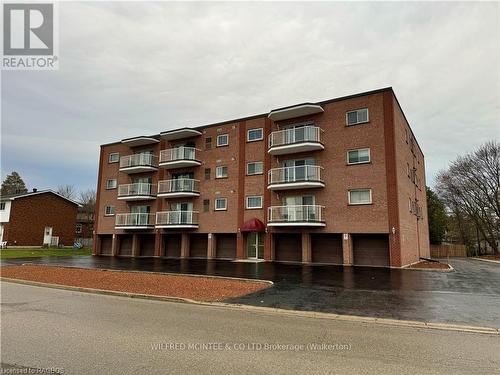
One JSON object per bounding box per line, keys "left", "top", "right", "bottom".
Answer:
{"left": 108, "top": 152, "right": 119, "bottom": 163}
{"left": 247, "top": 161, "right": 263, "bottom": 175}
{"left": 217, "top": 134, "right": 229, "bottom": 147}
{"left": 348, "top": 189, "right": 372, "bottom": 205}
{"left": 247, "top": 128, "right": 263, "bottom": 142}
{"left": 347, "top": 148, "right": 370, "bottom": 164}
{"left": 106, "top": 179, "right": 117, "bottom": 189}
{"left": 246, "top": 196, "right": 263, "bottom": 209}
{"left": 215, "top": 198, "right": 227, "bottom": 211}
{"left": 346, "top": 108, "right": 369, "bottom": 126}
{"left": 104, "top": 206, "right": 115, "bottom": 216}
{"left": 215, "top": 166, "right": 228, "bottom": 179}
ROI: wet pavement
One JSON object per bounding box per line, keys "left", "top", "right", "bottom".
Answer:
{"left": 2, "top": 256, "right": 499, "bottom": 328}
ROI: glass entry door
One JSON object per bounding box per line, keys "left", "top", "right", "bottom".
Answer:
{"left": 246, "top": 232, "right": 264, "bottom": 259}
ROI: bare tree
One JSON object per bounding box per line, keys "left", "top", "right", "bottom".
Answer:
{"left": 436, "top": 141, "right": 499, "bottom": 254}
{"left": 78, "top": 189, "right": 96, "bottom": 215}
{"left": 57, "top": 184, "right": 76, "bottom": 200}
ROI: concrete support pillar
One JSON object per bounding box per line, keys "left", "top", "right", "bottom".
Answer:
{"left": 342, "top": 233, "right": 353, "bottom": 266}
{"left": 236, "top": 232, "right": 245, "bottom": 260}
{"left": 111, "top": 234, "right": 119, "bottom": 256}
{"left": 180, "top": 233, "right": 190, "bottom": 258}
{"left": 92, "top": 234, "right": 100, "bottom": 256}
{"left": 132, "top": 234, "right": 140, "bottom": 257}
{"left": 301, "top": 233, "right": 312, "bottom": 264}
{"left": 263, "top": 232, "right": 272, "bottom": 261}
{"left": 154, "top": 231, "right": 163, "bottom": 257}
{"left": 207, "top": 233, "right": 216, "bottom": 259}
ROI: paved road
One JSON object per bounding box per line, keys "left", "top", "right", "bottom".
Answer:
{"left": 1, "top": 283, "right": 499, "bottom": 374}
{"left": 3, "top": 256, "right": 500, "bottom": 327}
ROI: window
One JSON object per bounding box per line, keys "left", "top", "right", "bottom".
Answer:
{"left": 346, "top": 108, "right": 369, "bottom": 126}
{"left": 203, "top": 199, "right": 210, "bottom": 212}
{"left": 76, "top": 224, "right": 82, "bottom": 234}
{"left": 215, "top": 198, "right": 227, "bottom": 211}
{"left": 0, "top": 202, "right": 5, "bottom": 211}
{"left": 106, "top": 179, "right": 117, "bottom": 189}
{"left": 247, "top": 128, "right": 263, "bottom": 142}
{"left": 347, "top": 148, "right": 370, "bottom": 164}
{"left": 246, "top": 161, "right": 263, "bottom": 175}
{"left": 104, "top": 206, "right": 115, "bottom": 216}
{"left": 205, "top": 137, "right": 212, "bottom": 150}
{"left": 215, "top": 166, "right": 228, "bottom": 179}
{"left": 348, "top": 189, "right": 372, "bottom": 205}
{"left": 217, "top": 134, "right": 229, "bottom": 147}
{"left": 246, "top": 196, "right": 263, "bottom": 209}
{"left": 109, "top": 152, "right": 119, "bottom": 163}
{"left": 204, "top": 168, "right": 211, "bottom": 180}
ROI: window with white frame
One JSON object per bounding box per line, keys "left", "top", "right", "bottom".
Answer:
{"left": 0, "top": 202, "right": 5, "bottom": 211}
{"left": 104, "top": 206, "right": 115, "bottom": 216}
{"left": 347, "top": 148, "right": 370, "bottom": 164}
{"left": 106, "top": 179, "right": 117, "bottom": 189}
{"left": 76, "top": 223, "right": 82, "bottom": 234}
{"left": 246, "top": 196, "right": 263, "bottom": 209}
{"left": 217, "top": 134, "right": 229, "bottom": 147}
{"left": 348, "top": 189, "right": 372, "bottom": 205}
{"left": 346, "top": 108, "right": 369, "bottom": 126}
{"left": 215, "top": 198, "right": 227, "bottom": 211}
{"left": 109, "top": 152, "right": 119, "bottom": 163}
{"left": 215, "top": 166, "right": 228, "bottom": 178}
{"left": 246, "top": 161, "right": 263, "bottom": 175}
{"left": 247, "top": 128, "right": 263, "bottom": 142}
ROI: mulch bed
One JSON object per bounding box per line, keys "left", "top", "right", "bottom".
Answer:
{"left": 408, "top": 261, "right": 451, "bottom": 270}
{"left": 0, "top": 265, "right": 271, "bottom": 302}
{"left": 478, "top": 255, "right": 500, "bottom": 261}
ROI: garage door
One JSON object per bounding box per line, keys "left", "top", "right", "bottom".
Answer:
{"left": 140, "top": 234, "right": 155, "bottom": 256}
{"left": 100, "top": 235, "right": 112, "bottom": 255}
{"left": 164, "top": 234, "right": 181, "bottom": 258}
{"left": 190, "top": 234, "right": 208, "bottom": 258}
{"left": 118, "top": 235, "right": 133, "bottom": 256}
{"left": 353, "top": 234, "right": 390, "bottom": 267}
{"left": 216, "top": 234, "right": 236, "bottom": 259}
{"left": 311, "top": 234, "right": 343, "bottom": 264}
{"left": 274, "top": 233, "right": 302, "bottom": 262}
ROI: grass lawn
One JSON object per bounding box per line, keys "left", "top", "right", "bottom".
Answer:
{"left": 0, "top": 248, "right": 92, "bottom": 259}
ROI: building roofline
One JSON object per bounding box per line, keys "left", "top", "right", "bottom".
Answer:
{"left": 1, "top": 190, "right": 81, "bottom": 206}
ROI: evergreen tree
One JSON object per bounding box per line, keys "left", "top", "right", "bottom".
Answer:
{"left": 1, "top": 171, "right": 28, "bottom": 195}
{"left": 426, "top": 186, "right": 448, "bottom": 245}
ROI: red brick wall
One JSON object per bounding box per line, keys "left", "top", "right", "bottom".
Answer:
{"left": 4, "top": 193, "right": 78, "bottom": 246}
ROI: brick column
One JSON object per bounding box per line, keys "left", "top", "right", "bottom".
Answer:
{"left": 236, "top": 232, "right": 245, "bottom": 260}
{"left": 111, "top": 234, "right": 119, "bottom": 256}
{"left": 301, "top": 232, "right": 311, "bottom": 264}
{"left": 342, "top": 233, "right": 353, "bottom": 266}
{"left": 92, "top": 234, "right": 100, "bottom": 255}
{"left": 264, "top": 232, "right": 273, "bottom": 261}
{"left": 207, "top": 233, "right": 216, "bottom": 259}
{"left": 154, "top": 230, "right": 163, "bottom": 257}
{"left": 132, "top": 234, "right": 140, "bottom": 257}
{"left": 180, "top": 233, "right": 190, "bottom": 258}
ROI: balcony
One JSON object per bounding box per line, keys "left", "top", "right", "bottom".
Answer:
{"left": 268, "top": 103, "right": 324, "bottom": 122}
{"left": 155, "top": 211, "right": 199, "bottom": 229}
{"left": 159, "top": 147, "right": 201, "bottom": 169}
{"left": 157, "top": 179, "right": 200, "bottom": 198}
{"left": 117, "top": 183, "right": 156, "bottom": 201}
{"left": 115, "top": 213, "right": 155, "bottom": 229}
{"left": 119, "top": 154, "right": 158, "bottom": 174}
{"left": 268, "top": 165, "right": 325, "bottom": 191}
{"left": 268, "top": 126, "right": 324, "bottom": 155}
{"left": 267, "top": 205, "right": 325, "bottom": 227}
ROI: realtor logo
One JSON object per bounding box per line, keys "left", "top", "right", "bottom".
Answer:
{"left": 2, "top": 2, "right": 58, "bottom": 70}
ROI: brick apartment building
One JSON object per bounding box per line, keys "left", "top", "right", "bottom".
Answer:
{"left": 0, "top": 190, "right": 79, "bottom": 246}
{"left": 93, "top": 87, "right": 429, "bottom": 267}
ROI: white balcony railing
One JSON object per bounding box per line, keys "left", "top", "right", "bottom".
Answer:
{"left": 159, "top": 147, "right": 198, "bottom": 164}
{"left": 268, "top": 165, "right": 323, "bottom": 185}
{"left": 268, "top": 126, "right": 322, "bottom": 148}
{"left": 117, "top": 183, "right": 155, "bottom": 197}
{"left": 119, "top": 154, "right": 158, "bottom": 169}
{"left": 268, "top": 205, "right": 325, "bottom": 224}
{"left": 156, "top": 211, "right": 199, "bottom": 226}
{"left": 115, "top": 213, "right": 155, "bottom": 227}
{"left": 157, "top": 179, "right": 199, "bottom": 195}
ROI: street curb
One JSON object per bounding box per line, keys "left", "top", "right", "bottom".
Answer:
{"left": 471, "top": 258, "right": 500, "bottom": 265}
{"left": 404, "top": 265, "right": 455, "bottom": 273}
{"left": 2, "top": 277, "right": 498, "bottom": 336}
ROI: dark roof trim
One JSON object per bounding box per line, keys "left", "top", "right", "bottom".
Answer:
{"left": 1, "top": 190, "right": 81, "bottom": 206}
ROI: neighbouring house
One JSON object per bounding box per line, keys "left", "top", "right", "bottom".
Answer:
{"left": 0, "top": 189, "right": 80, "bottom": 247}
{"left": 93, "top": 87, "right": 429, "bottom": 267}
{"left": 75, "top": 206, "right": 94, "bottom": 247}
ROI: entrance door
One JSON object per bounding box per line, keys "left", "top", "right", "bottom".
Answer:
{"left": 43, "top": 226, "right": 53, "bottom": 245}
{"left": 171, "top": 202, "right": 193, "bottom": 224}
{"left": 131, "top": 205, "right": 150, "bottom": 225}
{"left": 283, "top": 158, "right": 315, "bottom": 182}
{"left": 246, "top": 232, "right": 264, "bottom": 259}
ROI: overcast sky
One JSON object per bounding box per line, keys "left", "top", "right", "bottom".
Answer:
{"left": 1, "top": 1, "right": 499, "bottom": 194}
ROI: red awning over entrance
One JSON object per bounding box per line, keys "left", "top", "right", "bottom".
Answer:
{"left": 240, "top": 218, "right": 266, "bottom": 232}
